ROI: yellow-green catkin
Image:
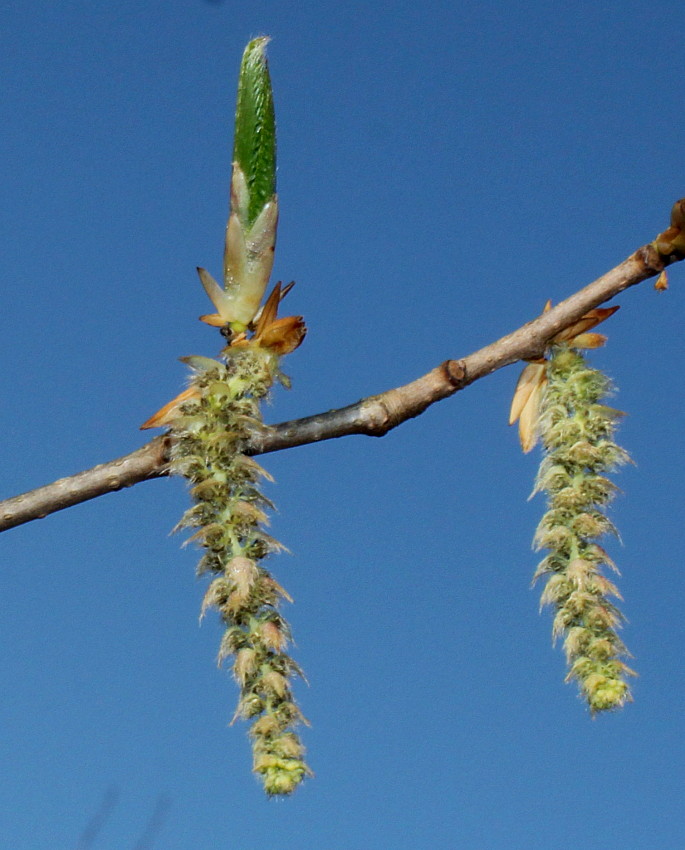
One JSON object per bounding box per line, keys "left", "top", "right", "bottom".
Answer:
{"left": 170, "top": 345, "right": 310, "bottom": 794}
{"left": 531, "top": 346, "right": 636, "bottom": 713}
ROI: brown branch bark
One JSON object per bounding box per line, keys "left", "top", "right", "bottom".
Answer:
{"left": 0, "top": 240, "right": 676, "bottom": 534}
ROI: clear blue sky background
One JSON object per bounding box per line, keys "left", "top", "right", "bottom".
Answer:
{"left": 1, "top": 2, "right": 684, "bottom": 848}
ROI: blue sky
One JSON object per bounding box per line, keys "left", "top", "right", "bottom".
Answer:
{"left": 1, "top": 1, "right": 684, "bottom": 847}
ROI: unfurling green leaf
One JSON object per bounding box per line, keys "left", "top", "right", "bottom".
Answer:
{"left": 233, "top": 36, "right": 277, "bottom": 228}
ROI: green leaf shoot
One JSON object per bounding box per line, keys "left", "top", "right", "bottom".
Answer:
{"left": 232, "top": 37, "right": 277, "bottom": 229}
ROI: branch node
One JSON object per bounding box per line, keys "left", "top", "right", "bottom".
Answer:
{"left": 363, "top": 396, "right": 398, "bottom": 437}
{"left": 443, "top": 359, "right": 467, "bottom": 387}
{"left": 637, "top": 243, "right": 666, "bottom": 273}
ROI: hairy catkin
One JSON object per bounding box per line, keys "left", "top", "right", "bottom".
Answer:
{"left": 170, "top": 345, "right": 310, "bottom": 794}
{"left": 532, "top": 347, "right": 635, "bottom": 713}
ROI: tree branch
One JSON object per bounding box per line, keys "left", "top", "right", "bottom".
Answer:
{"left": 0, "top": 240, "right": 676, "bottom": 534}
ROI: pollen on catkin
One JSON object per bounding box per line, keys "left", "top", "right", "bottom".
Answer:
{"left": 169, "top": 344, "right": 310, "bottom": 794}
{"left": 531, "top": 346, "right": 636, "bottom": 713}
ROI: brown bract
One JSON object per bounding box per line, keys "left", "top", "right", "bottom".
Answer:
{"left": 232, "top": 282, "right": 306, "bottom": 356}
{"left": 653, "top": 199, "right": 685, "bottom": 258}
{"left": 654, "top": 270, "right": 669, "bottom": 291}
{"left": 140, "top": 385, "right": 201, "bottom": 430}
